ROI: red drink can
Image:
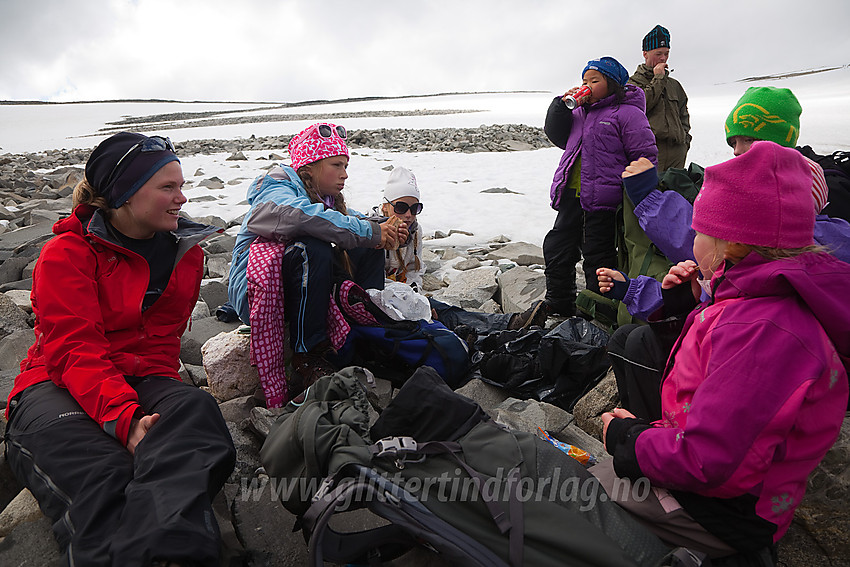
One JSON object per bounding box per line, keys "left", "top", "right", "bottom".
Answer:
{"left": 564, "top": 85, "right": 592, "bottom": 109}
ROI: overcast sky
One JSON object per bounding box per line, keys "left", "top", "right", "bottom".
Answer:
{"left": 2, "top": 0, "right": 848, "bottom": 103}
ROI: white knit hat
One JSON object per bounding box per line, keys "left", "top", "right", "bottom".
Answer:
{"left": 384, "top": 167, "right": 420, "bottom": 201}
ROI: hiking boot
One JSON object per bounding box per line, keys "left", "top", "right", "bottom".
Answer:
{"left": 542, "top": 298, "right": 575, "bottom": 318}
{"left": 453, "top": 324, "right": 478, "bottom": 349}
{"left": 291, "top": 350, "right": 336, "bottom": 400}
{"left": 508, "top": 300, "right": 549, "bottom": 331}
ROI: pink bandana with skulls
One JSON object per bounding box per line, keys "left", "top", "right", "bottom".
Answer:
{"left": 288, "top": 122, "right": 349, "bottom": 171}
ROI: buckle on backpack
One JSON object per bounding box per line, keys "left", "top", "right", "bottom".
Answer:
{"left": 374, "top": 436, "right": 418, "bottom": 456}
{"left": 374, "top": 436, "right": 424, "bottom": 469}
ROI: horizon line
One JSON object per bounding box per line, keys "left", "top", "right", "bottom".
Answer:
{"left": 0, "top": 90, "right": 550, "bottom": 107}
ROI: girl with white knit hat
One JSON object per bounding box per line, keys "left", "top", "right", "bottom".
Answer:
{"left": 379, "top": 166, "right": 425, "bottom": 290}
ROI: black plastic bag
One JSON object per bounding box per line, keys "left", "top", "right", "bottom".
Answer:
{"left": 537, "top": 318, "right": 611, "bottom": 410}
{"left": 474, "top": 318, "right": 610, "bottom": 411}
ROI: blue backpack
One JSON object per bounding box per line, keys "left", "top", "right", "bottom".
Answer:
{"left": 332, "top": 281, "right": 470, "bottom": 388}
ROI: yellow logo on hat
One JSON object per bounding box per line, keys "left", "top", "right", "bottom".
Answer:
{"left": 727, "top": 103, "right": 797, "bottom": 143}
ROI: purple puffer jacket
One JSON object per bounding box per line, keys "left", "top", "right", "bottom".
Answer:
{"left": 614, "top": 251, "right": 850, "bottom": 543}
{"left": 549, "top": 86, "right": 657, "bottom": 212}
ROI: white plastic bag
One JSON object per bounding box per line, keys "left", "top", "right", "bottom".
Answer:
{"left": 366, "top": 282, "right": 432, "bottom": 322}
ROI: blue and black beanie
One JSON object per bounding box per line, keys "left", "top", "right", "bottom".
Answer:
{"left": 583, "top": 56, "right": 629, "bottom": 87}
{"left": 642, "top": 25, "right": 670, "bottom": 51}
{"left": 85, "top": 132, "right": 180, "bottom": 208}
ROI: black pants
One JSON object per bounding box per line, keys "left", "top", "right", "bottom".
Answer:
{"left": 4, "top": 378, "right": 236, "bottom": 567}
{"left": 582, "top": 209, "right": 618, "bottom": 294}
{"left": 543, "top": 198, "right": 618, "bottom": 313}
{"left": 543, "top": 197, "right": 583, "bottom": 315}
{"left": 607, "top": 323, "right": 670, "bottom": 421}
{"left": 283, "top": 236, "right": 385, "bottom": 353}
{"left": 429, "top": 298, "right": 513, "bottom": 335}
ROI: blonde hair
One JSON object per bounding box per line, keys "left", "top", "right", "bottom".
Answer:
{"left": 708, "top": 236, "right": 825, "bottom": 267}
{"left": 726, "top": 242, "right": 825, "bottom": 262}
{"left": 72, "top": 177, "right": 109, "bottom": 209}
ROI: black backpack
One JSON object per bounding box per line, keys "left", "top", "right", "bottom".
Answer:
{"left": 798, "top": 145, "right": 850, "bottom": 223}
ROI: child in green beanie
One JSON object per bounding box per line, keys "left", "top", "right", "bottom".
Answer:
{"left": 724, "top": 86, "right": 801, "bottom": 155}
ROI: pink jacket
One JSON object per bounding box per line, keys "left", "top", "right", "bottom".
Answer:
{"left": 609, "top": 251, "right": 849, "bottom": 546}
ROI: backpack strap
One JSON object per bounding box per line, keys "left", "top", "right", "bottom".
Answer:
{"left": 388, "top": 330, "right": 435, "bottom": 367}
{"left": 370, "top": 436, "right": 525, "bottom": 567}
{"left": 302, "top": 474, "right": 416, "bottom": 566}
{"left": 301, "top": 463, "right": 510, "bottom": 567}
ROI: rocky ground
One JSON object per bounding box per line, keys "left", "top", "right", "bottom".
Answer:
{"left": 0, "top": 128, "right": 847, "bottom": 566}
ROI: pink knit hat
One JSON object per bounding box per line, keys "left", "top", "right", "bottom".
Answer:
{"left": 692, "top": 141, "right": 815, "bottom": 249}
{"left": 287, "top": 122, "right": 349, "bottom": 171}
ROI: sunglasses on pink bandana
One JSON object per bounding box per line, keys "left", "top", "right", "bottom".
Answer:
{"left": 291, "top": 123, "right": 347, "bottom": 148}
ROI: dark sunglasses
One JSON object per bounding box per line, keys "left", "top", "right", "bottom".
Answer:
{"left": 317, "top": 123, "right": 347, "bottom": 139}
{"left": 105, "top": 135, "right": 176, "bottom": 189}
{"left": 385, "top": 198, "right": 423, "bottom": 215}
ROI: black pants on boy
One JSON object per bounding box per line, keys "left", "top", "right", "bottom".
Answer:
{"left": 606, "top": 323, "right": 669, "bottom": 422}
{"left": 4, "top": 377, "right": 236, "bottom": 567}
{"left": 283, "top": 236, "right": 385, "bottom": 354}
{"left": 543, "top": 197, "right": 583, "bottom": 315}
{"left": 581, "top": 209, "right": 618, "bottom": 295}
{"left": 543, "top": 198, "right": 618, "bottom": 313}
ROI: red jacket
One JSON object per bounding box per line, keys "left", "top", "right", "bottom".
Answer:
{"left": 6, "top": 205, "right": 218, "bottom": 445}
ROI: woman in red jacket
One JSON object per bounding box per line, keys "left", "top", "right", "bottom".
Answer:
{"left": 4, "top": 132, "right": 236, "bottom": 567}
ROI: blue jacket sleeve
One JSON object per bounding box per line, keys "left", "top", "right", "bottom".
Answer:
{"left": 634, "top": 189, "right": 697, "bottom": 263}
{"left": 245, "top": 174, "right": 380, "bottom": 250}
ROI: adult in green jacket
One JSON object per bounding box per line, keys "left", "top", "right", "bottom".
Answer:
{"left": 628, "top": 25, "right": 691, "bottom": 171}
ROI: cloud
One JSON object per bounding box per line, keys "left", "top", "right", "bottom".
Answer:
{"left": 1, "top": 0, "right": 848, "bottom": 102}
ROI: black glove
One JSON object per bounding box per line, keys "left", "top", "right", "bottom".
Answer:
{"left": 607, "top": 271, "right": 630, "bottom": 301}
{"left": 623, "top": 166, "right": 659, "bottom": 206}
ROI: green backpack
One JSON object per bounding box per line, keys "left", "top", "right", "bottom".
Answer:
{"left": 260, "top": 366, "right": 681, "bottom": 567}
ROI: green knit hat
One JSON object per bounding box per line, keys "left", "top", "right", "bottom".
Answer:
{"left": 724, "top": 87, "right": 801, "bottom": 147}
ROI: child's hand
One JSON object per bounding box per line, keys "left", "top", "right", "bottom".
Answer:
{"left": 596, "top": 267, "right": 625, "bottom": 294}
{"left": 622, "top": 157, "right": 655, "bottom": 178}
{"left": 396, "top": 220, "right": 409, "bottom": 246}
{"left": 662, "top": 260, "right": 703, "bottom": 302}
{"left": 661, "top": 260, "right": 698, "bottom": 289}
{"left": 601, "top": 408, "right": 636, "bottom": 450}
{"left": 379, "top": 219, "right": 400, "bottom": 250}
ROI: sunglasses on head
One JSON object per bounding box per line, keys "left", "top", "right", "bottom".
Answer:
{"left": 292, "top": 123, "right": 347, "bottom": 149}
{"left": 105, "top": 135, "right": 176, "bottom": 189}
{"left": 385, "top": 198, "right": 423, "bottom": 216}
{"left": 317, "top": 123, "right": 346, "bottom": 139}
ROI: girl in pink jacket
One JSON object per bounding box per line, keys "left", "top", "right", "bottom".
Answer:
{"left": 597, "top": 142, "right": 850, "bottom": 562}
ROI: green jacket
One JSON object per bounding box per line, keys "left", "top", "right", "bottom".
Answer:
{"left": 629, "top": 64, "right": 691, "bottom": 148}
